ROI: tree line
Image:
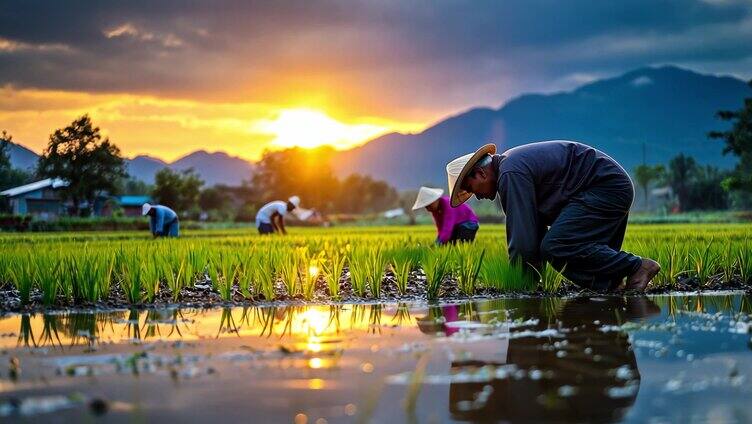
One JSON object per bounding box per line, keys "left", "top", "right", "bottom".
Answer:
{"left": 0, "top": 115, "right": 401, "bottom": 219}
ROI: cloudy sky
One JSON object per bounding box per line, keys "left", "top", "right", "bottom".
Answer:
{"left": 1, "top": 0, "right": 751, "bottom": 161}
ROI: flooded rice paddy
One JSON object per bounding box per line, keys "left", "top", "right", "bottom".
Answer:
{"left": 0, "top": 292, "right": 750, "bottom": 423}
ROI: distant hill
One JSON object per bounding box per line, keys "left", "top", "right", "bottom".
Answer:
{"left": 126, "top": 155, "right": 167, "bottom": 183}
{"left": 8, "top": 147, "right": 253, "bottom": 187}
{"left": 332, "top": 66, "right": 751, "bottom": 189}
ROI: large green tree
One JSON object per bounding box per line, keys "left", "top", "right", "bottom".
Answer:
{"left": 664, "top": 154, "right": 729, "bottom": 211}
{"left": 709, "top": 79, "right": 752, "bottom": 194}
{"left": 151, "top": 168, "right": 204, "bottom": 215}
{"left": 633, "top": 164, "right": 665, "bottom": 208}
{"left": 37, "top": 115, "right": 127, "bottom": 215}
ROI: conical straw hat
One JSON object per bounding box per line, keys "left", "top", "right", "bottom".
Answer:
{"left": 412, "top": 186, "right": 443, "bottom": 210}
{"left": 446, "top": 143, "right": 497, "bottom": 207}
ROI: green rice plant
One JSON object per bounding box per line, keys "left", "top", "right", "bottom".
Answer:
{"left": 451, "top": 243, "right": 486, "bottom": 296}
{"left": 140, "top": 254, "right": 162, "bottom": 303}
{"left": 691, "top": 240, "right": 720, "bottom": 287}
{"left": 278, "top": 248, "right": 301, "bottom": 297}
{"left": 66, "top": 251, "right": 115, "bottom": 303}
{"left": 480, "top": 253, "right": 534, "bottom": 292}
{"left": 253, "top": 248, "right": 279, "bottom": 301}
{"left": 421, "top": 247, "right": 451, "bottom": 300}
{"left": 161, "top": 254, "right": 185, "bottom": 302}
{"left": 348, "top": 246, "right": 370, "bottom": 297}
{"left": 298, "top": 248, "right": 321, "bottom": 300}
{"left": 389, "top": 248, "right": 419, "bottom": 296}
{"left": 535, "top": 263, "right": 567, "bottom": 293}
{"left": 654, "top": 240, "right": 689, "bottom": 288}
{"left": 234, "top": 250, "right": 255, "bottom": 299}
{"left": 186, "top": 246, "right": 208, "bottom": 286}
{"left": 9, "top": 251, "right": 36, "bottom": 305}
{"left": 365, "top": 247, "right": 387, "bottom": 298}
{"left": 116, "top": 248, "right": 144, "bottom": 304}
{"left": 208, "top": 251, "right": 240, "bottom": 301}
{"left": 36, "top": 251, "right": 62, "bottom": 306}
{"left": 322, "top": 247, "right": 347, "bottom": 300}
{"left": 721, "top": 243, "right": 736, "bottom": 283}
{"left": 736, "top": 241, "right": 752, "bottom": 283}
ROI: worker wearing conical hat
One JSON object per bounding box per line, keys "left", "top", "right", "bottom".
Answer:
{"left": 255, "top": 195, "right": 300, "bottom": 235}
{"left": 446, "top": 140, "right": 660, "bottom": 292}
{"left": 412, "top": 186, "right": 479, "bottom": 245}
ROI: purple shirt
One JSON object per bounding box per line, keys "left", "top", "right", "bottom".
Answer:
{"left": 431, "top": 196, "right": 479, "bottom": 243}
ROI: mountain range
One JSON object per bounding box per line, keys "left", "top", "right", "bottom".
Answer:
{"left": 6, "top": 66, "right": 750, "bottom": 189}
{"left": 6, "top": 145, "right": 254, "bottom": 186}
{"left": 332, "top": 66, "right": 750, "bottom": 189}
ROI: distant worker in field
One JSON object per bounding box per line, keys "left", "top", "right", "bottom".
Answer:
{"left": 142, "top": 203, "right": 179, "bottom": 238}
{"left": 255, "top": 196, "right": 300, "bottom": 235}
{"left": 446, "top": 140, "right": 660, "bottom": 292}
{"left": 412, "top": 186, "right": 479, "bottom": 245}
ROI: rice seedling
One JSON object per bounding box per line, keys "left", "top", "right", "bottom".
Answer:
{"left": 653, "top": 240, "right": 689, "bottom": 288}
{"left": 161, "top": 254, "right": 185, "bottom": 302}
{"left": 322, "top": 246, "right": 346, "bottom": 300}
{"left": 278, "top": 248, "right": 301, "bottom": 297}
{"left": 366, "top": 247, "right": 387, "bottom": 298}
{"left": 736, "top": 241, "right": 752, "bottom": 283}
{"left": 116, "top": 248, "right": 145, "bottom": 304}
{"left": 451, "top": 243, "right": 485, "bottom": 296}
{"left": 480, "top": 253, "right": 534, "bottom": 292}
{"left": 257, "top": 248, "right": 280, "bottom": 301}
{"left": 389, "top": 248, "right": 419, "bottom": 296}
{"left": 67, "top": 251, "right": 115, "bottom": 303}
{"left": 9, "top": 251, "right": 36, "bottom": 305}
{"left": 535, "top": 263, "right": 567, "bottom": 293}
{"left": 299, "top": 248, "right": 321, "bottom": 300}
{"left": 421, "top": 247, "right": 451, "bottom": 300}
{"left": 208, "top": 251, "right": 240, "bottom": 301}
{"left": 348, "top": 246, "right": 370, "bottom": 297}
{"left": 36, "top": 251, "right": 62, "bottom": 306}
{"left": 691, "top": 240, "right": 720, "bottom": 287}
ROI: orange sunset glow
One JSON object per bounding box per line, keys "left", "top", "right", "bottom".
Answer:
{"left": 0, "top": 86, "right": 423, "bottom": 162}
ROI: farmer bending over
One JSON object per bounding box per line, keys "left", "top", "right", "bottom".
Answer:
{"left": 255, "top": 196, "right": 300, "bottom": 235}
{"left": 446, "top": 140, "right": 660, "bottom": 291}
{"left": 142, "top": 203, "right": 179, "bottom": 238}
{"left": 412, "top": 186, "right": 479, "bottom": 245}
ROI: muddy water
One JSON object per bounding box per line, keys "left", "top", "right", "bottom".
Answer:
{"left": 0, "top": 293, "right": 750, "bottom": 423}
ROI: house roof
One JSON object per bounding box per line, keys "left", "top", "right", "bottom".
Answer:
{"left": 0, "top": 178, "right": 68, "bottom": 197}
{"left": 118, "top": 195, "right": 151, "bottom": 206}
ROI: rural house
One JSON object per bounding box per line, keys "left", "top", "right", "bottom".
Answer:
{"left": 0, "top": 178, "right": 68, "bottom": 218}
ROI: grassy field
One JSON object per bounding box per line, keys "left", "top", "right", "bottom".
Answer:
{"left": 1, "top": 223, "right": 750, "bottom": 307}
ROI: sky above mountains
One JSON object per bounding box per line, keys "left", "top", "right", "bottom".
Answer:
{"left": 1, "top": 0, "right": 751, "bottom": 161}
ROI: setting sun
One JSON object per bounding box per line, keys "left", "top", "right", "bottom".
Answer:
{"left": 255, "top": 108, "right": 391, "bottom": 150}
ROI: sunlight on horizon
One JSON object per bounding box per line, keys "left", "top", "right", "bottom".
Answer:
{"left": 254, "top": 108, "right": 391, "bottom": 150}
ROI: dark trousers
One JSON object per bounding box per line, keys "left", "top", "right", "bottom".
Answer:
{"left": 257, "top": 223, "right": 275, "bottom": 235}
{"left": 539, "top": 176, "right": 642, "bottom": 290}
{"left": 450, "top": 221, "right": 479, "bottom": 244}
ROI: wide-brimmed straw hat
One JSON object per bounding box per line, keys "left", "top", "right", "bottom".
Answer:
{"left": 141, "top": 203, "right": 152, "bottom": 216}
{"left": 446, "top": 143, "right": 497, "bottom": 207}
{"left": 288, "top": 196, "right": 301, "bottom": 208}
{"left": 412, "top": 187, "right": 443, "bottom": 210}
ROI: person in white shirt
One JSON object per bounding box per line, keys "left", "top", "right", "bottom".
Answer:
{"left": 255, "top": 196, "right": 300, "bottom": 235}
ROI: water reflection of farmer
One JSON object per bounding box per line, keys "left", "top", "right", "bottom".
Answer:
{"left": 412, "top": 186, "right": 479, "bottom": 245}
{"left": 422, "top": 297, "right": 659, "bottom": 422}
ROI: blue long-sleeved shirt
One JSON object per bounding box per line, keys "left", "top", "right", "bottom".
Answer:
{"left": 149, "top": 205, "right": 178, "bottom": 235}
{"left": 495, "top": 140, "right": 632, "bottom": 269}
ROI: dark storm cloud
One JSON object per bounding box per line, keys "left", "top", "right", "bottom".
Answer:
{"left": 1, "top": 0, "right": 751, "bottom": 110}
